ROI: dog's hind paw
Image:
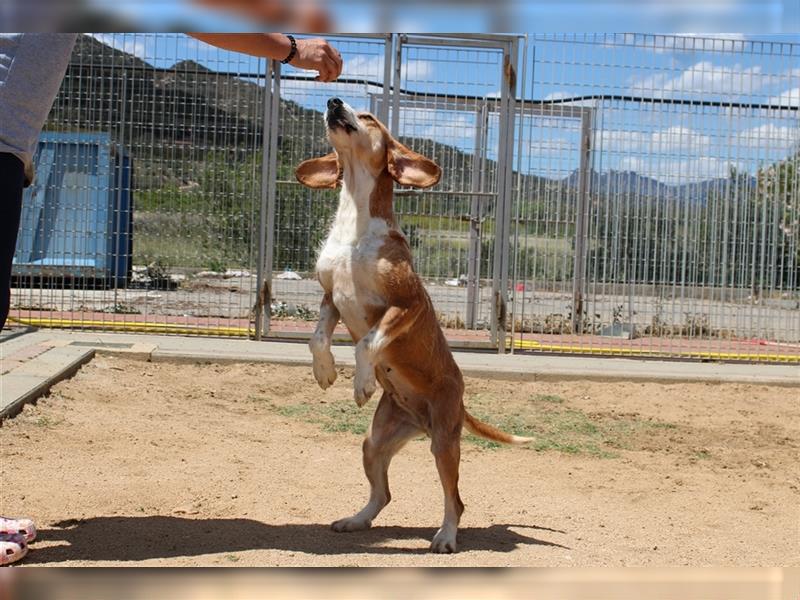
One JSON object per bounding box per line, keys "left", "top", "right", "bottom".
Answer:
{"left": 312, "top": 352, "right": 337, "bottom": 390}
{"left": 430, "top": 528, "right": 458, "bottom": 553}
{"left": 331, "top": 516, "right": 372, "bottom": 532}
{"left": 353, "top": 382, "right": 375, "bottom": 407}
{"left": 353, "top": 366, "right": 376, "bottom": 407}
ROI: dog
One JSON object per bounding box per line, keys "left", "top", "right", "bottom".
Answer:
{"left": 295, "top": 97, "right": 532, "bottom": 553}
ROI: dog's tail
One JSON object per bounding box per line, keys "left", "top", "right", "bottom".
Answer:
{"left": 463, "top": 411, "right": 534, "bottom": 445}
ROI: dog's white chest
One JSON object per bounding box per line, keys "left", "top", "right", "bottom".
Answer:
{"left": 316, "top": 215, "right": 389, "bottom": 340}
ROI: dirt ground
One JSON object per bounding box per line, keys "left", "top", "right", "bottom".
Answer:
{"left": 1, "top": 355, "right": 798, "bottom": 567}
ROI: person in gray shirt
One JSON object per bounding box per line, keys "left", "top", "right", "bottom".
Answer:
{"left": 0, "top": 32, "right": 341, "bottom": 565}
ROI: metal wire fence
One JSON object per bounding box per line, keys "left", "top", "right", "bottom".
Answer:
{"left": 9, "top": 33, "right": 799, "bottom": 362}
{"left": 12, "top": 33, "right": 267, "bottom": 336}
{"left": 510, "top": 34, "right": 799, "bottom": 361}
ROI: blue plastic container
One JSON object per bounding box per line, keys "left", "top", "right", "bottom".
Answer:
{"left": 12, "top": 132, "right": 133, "bottom": 287}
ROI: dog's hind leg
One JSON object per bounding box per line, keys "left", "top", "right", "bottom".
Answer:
{"left": 429, "top": 391, "right": 465, "bottom": 553}
{"left": 332, "top": 392, "right": 420, "bottom": 532}
{"left": 310, "top": 292, "right": 340, "bottom": 389}
{"left": 353, "top": 303, "right": 425, "bottom": 407}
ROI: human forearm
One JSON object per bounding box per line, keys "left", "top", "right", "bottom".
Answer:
{"left": 187, "top": 33, "right": 342, "bottom": 81}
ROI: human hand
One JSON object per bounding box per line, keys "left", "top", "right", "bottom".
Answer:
{"left": 290, "top": 37, "right": 343, "bottom": 82}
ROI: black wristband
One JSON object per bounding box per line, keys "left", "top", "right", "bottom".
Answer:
{"left": 281, "top": 35, "right": 297, "bottom": 64}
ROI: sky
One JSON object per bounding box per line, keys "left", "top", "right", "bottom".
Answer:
{"left": 79, "top": 0, "right": 799, "bottom": 33}
{"left": 92, "top": 32, "right": 799, "bottom": 184}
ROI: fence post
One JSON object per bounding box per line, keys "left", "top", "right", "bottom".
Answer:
{"left": 380, "top": 34, "right": 393, "bottom": 125}
{"left": 255, "top": 59, "right": 280, "bottom": 340}
{"left": 508, "top": 34, "right": 529, "bottom": 353}
{"left": 391, "top": 35, "right": 404, "bottom": 137}
{"left": 571, "top": 108, "right": 593, "bottom": 334}
{"left": 466, "top": 100, "right": 488, "bottom": 330}
{"left": 491, "top": 37, "right": 518, "bottom": 353}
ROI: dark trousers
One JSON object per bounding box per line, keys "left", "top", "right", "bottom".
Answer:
{"left": 0, "top": 153, "right": 25, "bottom": 331}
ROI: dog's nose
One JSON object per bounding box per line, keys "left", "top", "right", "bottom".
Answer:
{"left": 327, "top": 97, "right": 343, "bottom": 110}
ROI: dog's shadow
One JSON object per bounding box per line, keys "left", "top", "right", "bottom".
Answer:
{"left": 28, "top": 516, "right": 568, "bottom": 563}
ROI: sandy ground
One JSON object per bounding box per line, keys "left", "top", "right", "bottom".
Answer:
{"left": 0, "top": 355, "right": 798, "bottom": 567}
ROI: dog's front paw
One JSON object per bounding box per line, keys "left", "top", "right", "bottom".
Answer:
{"left": 430, "top": 527, "right": 458, "bottom": 553}
{"left": 331, "top": 516, "right": 372, "bottom": 532}
{"left": 353, "top": 365, "right": 376, "bottom": 407}
{"left": 312, "top": 351, "right": 337, "bottom": 390}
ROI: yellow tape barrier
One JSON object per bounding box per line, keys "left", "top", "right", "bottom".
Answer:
{"left": 11, "top": 316, "right": 800, "bottom": 363}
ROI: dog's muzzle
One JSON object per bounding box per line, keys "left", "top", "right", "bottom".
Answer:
{"left": 326, "top": 97, "right": 357, "bottom": 133}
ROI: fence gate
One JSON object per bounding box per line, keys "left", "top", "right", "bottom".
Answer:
{"left": 390, "top": 35, "right": 519, "bottom": 349}
{"left": 508, "top": 101, "right": 594, "bottom": 349}
{"left": 259, "top": 34, "right": 519, "bottom": 350}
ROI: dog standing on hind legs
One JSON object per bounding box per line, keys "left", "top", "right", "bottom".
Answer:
{"left": 296, "top": 98, "right": 532, "bottom": 553}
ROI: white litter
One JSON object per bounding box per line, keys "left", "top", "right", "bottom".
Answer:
{"left": 276, "top": 269, "right": 302, "bottom": 280}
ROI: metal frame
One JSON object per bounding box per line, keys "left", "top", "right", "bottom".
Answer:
{"left": 255, "top": 59, "right": 281, "bottom": 340}
{"left": 490, "top": 36, "right": 518, "bottom": 352}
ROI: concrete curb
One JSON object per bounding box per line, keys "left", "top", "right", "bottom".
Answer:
{"left": 445, "top": 366, "right": 800, "bottom": 387}
{"left": 150, "top": 345, "right": 799, "bottom": 387}
{"left": 0, "top": 346, "right": 95, "bottom": 422}
{"left": 4, "top": 331, "right": 798, "bottom": 393}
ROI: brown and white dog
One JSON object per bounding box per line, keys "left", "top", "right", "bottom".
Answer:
{"left": 295, "top": 98, "right": 531, "bottom": 553}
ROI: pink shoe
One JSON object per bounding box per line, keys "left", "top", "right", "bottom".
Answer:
{"left": 0, "top": 533, "right": 28, "bottom": 566}
{"left": 0, "top": 517, "right": 36, "bottom": 543}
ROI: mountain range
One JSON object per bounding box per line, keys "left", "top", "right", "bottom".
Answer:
{"left": 47, "top": 35, "right": 750, "bottom": 204}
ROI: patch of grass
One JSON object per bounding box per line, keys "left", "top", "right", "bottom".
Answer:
{"left": 204, "top": 256, "right": 227, "bottom": 273}
{"left": 532, "top": 394, "right": 565, "bottom": 404}
{"left": 693, "top": 449, "right": 712, "bottom": 460}
{"left": 99, "top": 303, "right": 141, "bottom": 315}
{"left": 226, "top": 554, "right": 240, "bottom": 563}
{"left": 32, "top": 415, "right": 64, "bottom": 428}
{"left": 465, "top": 407, "right": 617, "bottom": 458}
{"left": 317, "top": 403, "right": 371, "bottom": 435}
{"left": 255, "top": 396, "right": 371, "bottom": 436}
{"left": 254, "top": 390, "right": 678, "bottom": 461}
{"left": 464, "top": 392, "right": 678, "bottom": 459}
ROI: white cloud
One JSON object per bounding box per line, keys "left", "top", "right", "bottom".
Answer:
{"left": 617, "top": 156, "right": 747, "bottom": 184}
{"left": 618, "top": 156, "right": 645, "bottom": 172}
{"left": 767, "top": 87, "right": 800, "bottom": 108}
{"left": 736, "top": 123, "right": 800, "bottom": 151}
{"left": 343, "top": 54, "right": 433, "bottom": 81}
{"left": 544, "top": 91, "right": 571, "bottom": 101}
{"left": 399, "top": 108, "right": 477, "bottom": 144}
{"left": 669, "top": 156, "right": 747, "bottom": 183}
{"left": 672, "top": 33, "right": 748, "bottom": 53}
{"left": 784, "top": 67, "right": 800, "bottom": 80}
{"left": 598, "top": 129, "right": 647, "bottom": 151}
{"left": 604, "top": 33, "right": 748, "bottom": 54}
{"left": 598, "top": 126, "right": 710, "bottom": 153}
{"left": 280, "top": 80, "right": 380, "bottom": 115}
{"left": 629, "top": 60, "right": 770, "bottom": 98}
{"left": 651, "top": 126, "right": 711, "bottom": 152}
{"left": 527, "top": 137, "right": 575, "bottom": 156}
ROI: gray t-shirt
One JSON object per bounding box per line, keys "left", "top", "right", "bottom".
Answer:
{"left": 0, "top": 33, "right": 77, "bottom": 186}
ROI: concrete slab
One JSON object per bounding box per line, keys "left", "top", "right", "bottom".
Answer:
{"left": 0, "top": 345, "right": 95, "bottom": 421}
{"left": 0, "top": 325, "right": 33, "bottom": 344}
{"left": 452, "top": 352, "right": 800, "bottom": 386}
{"left": 31, "top": 330, "right": 800, "bottom": 387}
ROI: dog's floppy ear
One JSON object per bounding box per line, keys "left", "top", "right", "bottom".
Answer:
{"left": 295, "top": 152, "right": 341, "bottom": 189}
{"left": 387, "top": 140, "right": 441, "bottom": 189}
